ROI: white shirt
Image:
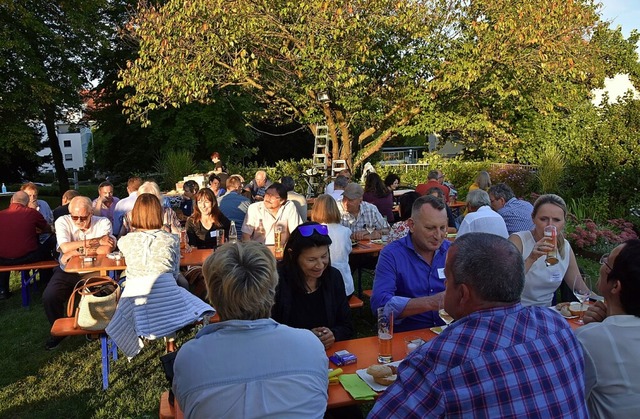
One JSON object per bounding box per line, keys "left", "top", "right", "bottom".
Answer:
{"left": 575, "top": 315, "right": 640, "bottom": 418}
{"left": 54, "top": 215, "right": 113, "bottom": 270}
{"left": 324, "top": 181, "right": 335, "bottom": 195}
{"left": 242, "top": 201, "right": 302, "bottom": 245}
{"left": 329, "top": 190, "right": 344, "bottom": 201}
{"left": 112, "top": 191, "right": 138, "bottom": 235}
{"left": 287, "top": 191, "right": 308, "bottom": 221}
{"left": 514, "top": 230, "right": 571, "bottom": 307}
{"left": 325, "top": 223, "right": 354, "bottom": 295}
{"left": 457, "top": 205, "right": 509, "bottom": 238}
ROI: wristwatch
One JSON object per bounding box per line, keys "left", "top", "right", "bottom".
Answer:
{"left": 77, "top": 246, "right": 84, "bottom": 254}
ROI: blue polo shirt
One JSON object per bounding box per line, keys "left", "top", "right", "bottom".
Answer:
{"left": 371, "top": 233, "right": 450, "bottom": 331}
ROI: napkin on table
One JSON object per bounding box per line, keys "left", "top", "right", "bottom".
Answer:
{"left": 339, "top": 374, "right": 377, "bottom": 400}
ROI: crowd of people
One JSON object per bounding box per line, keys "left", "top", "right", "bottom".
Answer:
{"left": 0, "top": 157, "right": 638, "bottom": 418}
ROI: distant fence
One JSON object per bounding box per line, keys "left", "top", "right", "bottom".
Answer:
{"left": 489, "top": 163, "right": 537, "bottom": 172}
{"left": 380, "top": 163, "right": 431, "bottom": 173}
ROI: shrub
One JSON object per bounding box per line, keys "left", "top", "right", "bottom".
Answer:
{"left": 535, "top": 144, "right": 564, "bottom": 193}
{"left": 154, "top": 150, "right": 197, "bottom": 191}
{"left": 488, "top": 164, "right": 537, "bottom": 200}
{"left": 567, "top": 218, "right": 638, "bottom": 254}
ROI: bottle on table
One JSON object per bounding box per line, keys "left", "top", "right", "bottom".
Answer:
{"left": 228, "top": 221, "right": 238, "bottom": 244}
{"left": 256, "top": 219, "right": 266, "bottom": 236}
{"left": 1, "top": 183, "right": 6, "bottom": 193}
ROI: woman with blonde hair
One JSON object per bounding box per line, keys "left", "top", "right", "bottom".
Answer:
{"left": 508, "top": 194, "right": 590, "bottom": 306}
{"left": 119, "top": 181, "right": 181, "bottom": 237}
{"left": 311, "top": 194, "right": 354, "bottom": 296}
{"left": 469, "top": 171, "right": 492, "bottom": 192}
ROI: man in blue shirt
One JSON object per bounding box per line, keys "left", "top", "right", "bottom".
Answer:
{"left": 370, "top": 233, "right": 588, "bottom": 418}
{"left": 371, "top": 195, "right": 450, "bottom": 331}
{"left": 218, "top": 175, "right": 250, "bottom": 227}
{"left": 488, "top": 183, "right": 534, "bottom": 235}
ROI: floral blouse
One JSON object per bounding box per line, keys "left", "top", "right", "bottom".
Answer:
{"left": 389, "top": 220, "right": 410, "bottom": 243}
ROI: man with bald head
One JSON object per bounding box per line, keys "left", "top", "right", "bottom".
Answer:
{"left": 0, "top": 191, "right": 53, "bottom": 299}
{"left": 244, "top": 170, "right": 272, "bottom": 202}
{"left": 42, "top": 196, "right": 116, "bottom": 349}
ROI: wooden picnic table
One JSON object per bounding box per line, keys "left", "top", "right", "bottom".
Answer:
{"left": 64, "top": 248, "right": 213, "bottom": 276}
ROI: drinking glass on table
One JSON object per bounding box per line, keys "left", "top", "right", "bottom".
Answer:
{"left": 438, "top": 300, "right": 454, "bottom": 326}
{"left": 365, "top": 224, "right": 375, "bottom": 244}
{"left": 377, "top": 306, "right": 393, "bottom": 363}
{"left": 573, "top": 274, "right": 591, "bottom": 324}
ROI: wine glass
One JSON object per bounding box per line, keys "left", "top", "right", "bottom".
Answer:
{"left": 572, "top": 274, "right": 591, "bottom": 324}
{"left": 438, "top": 300, "right": 453, "bottom": 327}
{"left": 365, "top": 224, "right": 375, "bottom": 243}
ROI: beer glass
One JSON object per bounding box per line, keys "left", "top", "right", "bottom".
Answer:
{"left": 377, "top": 306, "right": 393, "bottom": 363}
{"left": 544, "top": 225, "right": 559, "bottom": 266}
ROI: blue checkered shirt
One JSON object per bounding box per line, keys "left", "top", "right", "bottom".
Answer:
{"left": 338, "top": 199, "right": 386, "bottom": 233}
{"left": 498, "top": 198, "right": 535, "bottom": 235}
{"left": 369, "top": 304, "right": 588, "bottom": 418}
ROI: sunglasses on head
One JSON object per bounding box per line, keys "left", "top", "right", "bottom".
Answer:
{"left": 71, "top": 215, "right": 89, "bottom": 221}
{"left": 298, "top": 224, "right": 329, "bottom": 237}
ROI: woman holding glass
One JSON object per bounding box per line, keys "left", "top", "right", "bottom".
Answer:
{"left": 272, "top": 222, "right": 354, "bottom": 349}
{"left": 508, "top": 194, "right": 588, "bottom": 306}
{"left": 576, "top": 239, "right": 640, "bottom": 418}
{"left": 311, "top": 194, "right": 354, "bottom": 296}
{"left": 186, "top": 188, "right": 231, "bottom": 249}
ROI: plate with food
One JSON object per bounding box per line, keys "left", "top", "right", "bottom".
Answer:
{"left": 351, "top": 240, "right": 358, "bottom": 247}
{"left": 356, "top": 361, "right": 403, "bottom": 392}
{"left": 370, "top": 239, "right": 384, "bottom": 245}
{"left": 553, "top": 302, "right": 585, "bottom": 319}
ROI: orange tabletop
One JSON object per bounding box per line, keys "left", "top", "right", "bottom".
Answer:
{"left": 351, "top": 240, "right": 385, "bottom": 256}
{"left": 64, "top": 248, "right": 213, "bottom": 276}
{"left": 327, "top": 328, "right": 438, "bottom": 408}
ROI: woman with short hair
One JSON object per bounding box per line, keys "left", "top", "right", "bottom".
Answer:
{"left": 173, "top": 242, "right": 329, "bottom": 418}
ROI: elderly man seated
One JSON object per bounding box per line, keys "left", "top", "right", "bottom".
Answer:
{"left": 173, "top": 242, "right": 328, "bottom": 418}
{"left": 457, "top": 189, "right": 508, "bottom": 238}
{"left": 0, "top": 191, "right": 54, "bottom": 299}
{"left": 370, "top": 233, "right": 588, "bottom": 417}
{"left": 243, "top": 170, "right": 272, "bottom": 202}
{"left": 42, "top": 196, "right": 116, "bottom": 350}
{"left": 337, "top": 183, "right": 386, "bottom": 240}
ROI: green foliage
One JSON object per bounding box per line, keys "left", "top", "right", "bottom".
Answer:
{"left": 488, "top": 165, "right": 537, "bottom": 200}
{"left": 117, "top": 0, "right": 639, "bottom": 169}
{"left": 154, "top": 150, "right": 197, "bottom": 190}
{"left": 534, "top": 144, "right": 564, "bottom": 194}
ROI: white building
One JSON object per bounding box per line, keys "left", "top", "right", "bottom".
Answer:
{"left": 37, "top": 122, "right": 93, "bottom": 173}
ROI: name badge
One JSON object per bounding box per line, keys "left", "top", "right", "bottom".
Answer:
{"left": 438, "top": 268, "right": 446, "bottom": 279}
{"left": 210, "top": 231, "right": 218, "bottom": 238}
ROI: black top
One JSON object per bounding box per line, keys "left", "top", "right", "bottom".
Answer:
{"left": 272, "top": 266, "right": 354, "bottom": 342}
{"left": 185, "top": 214, "right": 231, "bottom": 249}
{"left": 53, "top": 204, "right": 70, "bottom": 222}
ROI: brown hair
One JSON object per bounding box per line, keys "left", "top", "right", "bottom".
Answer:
{"left": 190, "top": 188, "right": 223, "bottom": 224}
{"left": 131, "top": 193, "right": 163, "bottom": 230}
{"left": 311, "top": 194, "right": 341, "bottom": 224}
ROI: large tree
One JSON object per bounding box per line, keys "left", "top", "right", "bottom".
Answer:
{"left": 0, "top": 0, "right": 123, "bottom": 191}
{"left": 119, "top": 0, "right": 639, "bottom": 169}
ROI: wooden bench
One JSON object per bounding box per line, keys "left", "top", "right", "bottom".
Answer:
{"left": 0, "top": 260, "right": 58, "bottom": 307}
{"left": 348, "top": 295, "right": 364, "bottom": 309}
{"left": 159, "top": 390, "right": 183, "bottom": 419}
{"left": 50, "top": 317, "right": 118, "bottom": 390}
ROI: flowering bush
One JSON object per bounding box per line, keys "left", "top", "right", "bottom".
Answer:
{"left": 567, "top": 218, "right": 638, "bottom": 253}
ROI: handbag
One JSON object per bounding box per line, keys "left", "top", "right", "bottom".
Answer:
{"left": 67, "top": 276, "right": 121, "bottom": 331}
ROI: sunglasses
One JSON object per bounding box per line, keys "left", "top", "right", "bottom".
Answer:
{"left": 298, "top": 224, "right": 329, "bottom": 237}
{"left": 71, "top": 215, "right": 90, "bottom": 221}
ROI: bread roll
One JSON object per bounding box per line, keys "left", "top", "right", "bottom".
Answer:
{"left": 367, "top": 365, "right": 398, "bottom": 386}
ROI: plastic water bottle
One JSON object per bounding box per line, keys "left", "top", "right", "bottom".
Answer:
{"left": 1, "top": 183, "right": 6, "bottom": 193}
{"left": 228, "top": 221, "right": 238, "bottom": 244}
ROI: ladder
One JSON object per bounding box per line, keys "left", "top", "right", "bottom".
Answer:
{"left": 313, "top": 125, "right": 329, "bottom": 171}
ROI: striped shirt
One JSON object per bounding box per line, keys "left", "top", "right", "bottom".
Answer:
{"left": 369, "top": 304, "right": 588, "bottom": 418}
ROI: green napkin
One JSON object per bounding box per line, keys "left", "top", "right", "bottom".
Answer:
{"left": 339, "top": 374, "right": 377, "bottom": 400}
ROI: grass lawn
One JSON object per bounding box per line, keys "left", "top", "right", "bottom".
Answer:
{"left": 0, "top": 255, "right": 599, "bottom": 418}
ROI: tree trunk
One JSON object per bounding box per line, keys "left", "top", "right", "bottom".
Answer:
{"left": 43, "top": 104, "right": 70, "bottom": 193}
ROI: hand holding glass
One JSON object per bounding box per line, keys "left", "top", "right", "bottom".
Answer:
{"left": 572, "top": 274, "right": 590, "bottom": 325}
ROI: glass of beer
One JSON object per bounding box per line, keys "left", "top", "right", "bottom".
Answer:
{"left": 544, "top": 225, "right": 559, "bottom": 266}
{"left": 377, "top": 306, "right": 393, "bottom": 363}
{"left": 274, "top": 225, "right": 284, "bottom": 253}
{"left": 216, "top": 229, "right": 225, "bottom": 247}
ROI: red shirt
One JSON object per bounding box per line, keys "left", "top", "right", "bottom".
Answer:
{"left": 415, "top": 180, "right": 450, "bottom": 201}
{"left": 0, "top": 203, "right": 48, "bottom": 259}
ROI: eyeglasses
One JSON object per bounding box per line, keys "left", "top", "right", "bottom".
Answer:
{"left": 71, "top": 215, "right": 89, "bottom": 222}
{"left": 298, "top": 224, "right": 329, "bottom": 237}
{"left": 599, "top": 253, "right": 612, "bottom": 270}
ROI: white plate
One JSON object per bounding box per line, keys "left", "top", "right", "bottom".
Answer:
{"left": 356, "top": 360, "right": 403, "bottom": 392}
{"left": 550, "top": 306, "right": 577, "bottom": 319}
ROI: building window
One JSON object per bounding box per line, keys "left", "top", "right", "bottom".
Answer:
{"left": 65, "top": 154, "right": 73, "bottom": 161}
{"left": 63, "top": 140, "right": 72, "bottom": 148}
